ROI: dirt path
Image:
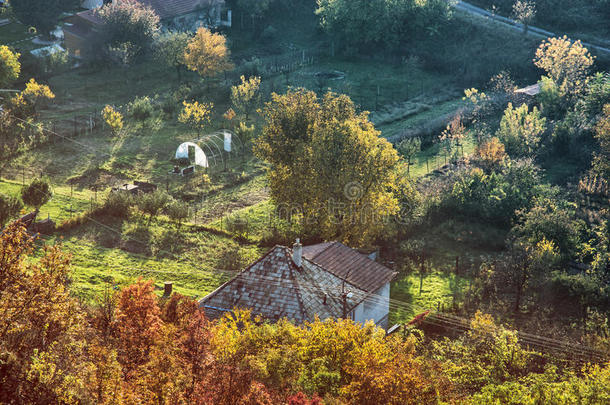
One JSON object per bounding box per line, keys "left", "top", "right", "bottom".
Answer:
{"left": 453, "top": 1, "right": 610, "bottom": 56}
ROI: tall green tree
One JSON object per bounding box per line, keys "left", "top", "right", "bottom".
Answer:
{"left": 154, "top": 31, "right": 191, "bottom": 81}
{"left": 97, "top": 0, "right": 160, "bottom": 63}
{"left": 316, "top": 0, "right": 451, "bottom": 52}
{"left": 254, "top": 88, "right": 405, "bottom": 246}
{"left": 397, "top": 137, "right": 421, "bottom": 175}
{"left": 10, "top": 0, "right": 79, "bottom": 36}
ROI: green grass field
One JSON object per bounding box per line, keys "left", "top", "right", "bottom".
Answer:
{"left": 0, "top": 177, "right": 102, "bottom": 223}
{"left": 390, "top": 271, "right": 469, "bottom": 325}
{"left": 0, "top": 20, "right": 34, "bottom": 47}
{"left": 0, "top": 2, "right": 532, "bottom": 316}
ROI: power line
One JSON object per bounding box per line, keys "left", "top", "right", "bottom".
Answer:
{"left": 6, "top": 166, "right": 609, "bottom": 364}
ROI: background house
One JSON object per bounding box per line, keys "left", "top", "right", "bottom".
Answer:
{"left": 65, "top": 0, "right": 230, "bottom": 57}
{"left": 63, "top": 10, "right": 102, "bottom": 58}
{"left": 135, "top": 0, "right": 230, "bottom": 31}
{"left": 200, "top": 240, "right": 396, "bottom": 329}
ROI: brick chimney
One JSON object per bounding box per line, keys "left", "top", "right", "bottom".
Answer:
{"left": 292, "top": 238, "right": 302, "bottom": 268}
{"left": 163, "top": 281, "right": 173, "bottom": 297}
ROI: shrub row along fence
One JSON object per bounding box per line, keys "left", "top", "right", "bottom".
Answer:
{"left": 0, "top": 166, "right": 103, "bottom": 226}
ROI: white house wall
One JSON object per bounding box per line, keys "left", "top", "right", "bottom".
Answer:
{"left": 352, "top": 282, "right": 391, "bottom": 329}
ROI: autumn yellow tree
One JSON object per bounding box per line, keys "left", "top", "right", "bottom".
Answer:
{"left": 0, "top": 222, "right": 90, "bottom": 403}
{"left": 534, "top": 36, "right": 594, "bottom": 98}
{"left": 512, "top": 0, "right": 535, "bottom": 35}
{"left": 179, "top": 100, "right": 213, "bottom": 135}
{"left": 0, "top": 45, "right": 20, "bottom": 88}
{"left": 231, "top": 75, "right": 261, "bottom": 122}
{"left": 183, "top": 27, "right": 233, "bottom": 82}
{"left": 9, "top": 78, "right": 55, "bottom": 117}
{"left": 475, "top": 137, "right": 506, "bottom": 172}
{"left": 102, "top": 105, "right": 124, "bottom": 136}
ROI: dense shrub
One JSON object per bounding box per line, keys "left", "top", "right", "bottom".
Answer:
{"left": 441, "top": 159, "right": 547, "bottom": 226}
{"left": 21, "top": 178, "right": 52, "bottom": 211}
{"left": 127, "top": 95, "right": 155, "bottom": 121}
{"left": 102, "top": 191, "right": 133, "bottom": 218}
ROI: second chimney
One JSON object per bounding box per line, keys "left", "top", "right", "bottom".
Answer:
{"left": 292, "top": 238, "right": 303, "bottom": 268}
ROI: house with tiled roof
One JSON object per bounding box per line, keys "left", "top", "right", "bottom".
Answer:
{"left": 134, "top": 0, "right": 230, "bottom": 30}
{"left": 65, "top": 0, "right": 230, "bottom": 57}
{"left": 199, "top": 240, "right": 397, "bottom": 329}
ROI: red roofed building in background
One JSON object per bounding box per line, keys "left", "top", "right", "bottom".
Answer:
{"left": 64, "top": 0, "right": 231, "bottom": 57}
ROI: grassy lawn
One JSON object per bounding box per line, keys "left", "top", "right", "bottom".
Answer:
{"left": 0, "top": 20, "right": 34, "bottom": 46}
{"left": 0, "top": 1, "right": 521, "bottom": 313}
{"left": 0, "top": 177, "right": 101, "bottom": 223}
{"left": 35, "top": 212, "right": 264, "bottom": 302}
{"left": 389, "top": 271, "right": 469, "bottom": 325}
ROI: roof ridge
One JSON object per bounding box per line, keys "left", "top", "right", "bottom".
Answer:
{"left": 198, "top": 245, "right": 285, "bottom": 305}
{"left": 309, "top": 240, "right": 338, "bottom": 260}
{"left": 301, "top": 254, "right": 362, "bottom": 293}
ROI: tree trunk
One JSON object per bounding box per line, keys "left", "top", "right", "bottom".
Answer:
{"left": 514, "top": 265, "right": 527, "bottom": 312}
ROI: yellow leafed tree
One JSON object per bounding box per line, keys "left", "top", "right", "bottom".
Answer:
{"left": 102, "top": 105, "right": 124, "bottom": 136}
{"left": 183, "top": 27, "right": 233, "bottom": 80}
{"left": 231, "top": 75, "right": 261, "bottom": 122}
{"left": 179, "top": 100, "right": 213, "bottom": 135}
{"left": 534, "top": 36, "right": 594, "bottom": 98}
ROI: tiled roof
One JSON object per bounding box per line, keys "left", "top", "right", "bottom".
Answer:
{"left": 303, "top": 241, "right": 397, "bottom": 293}
{"left": 199, "top": 245, "right": 367, "bottom": 323}
{"left": 137, "top": 0, "right": 224, "bottom": 20}
{"left": 63, "top": 23, "right": 92, "bottom": 39}
{"left": 75, "top": 9, "right": 103, "bottom": 25}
